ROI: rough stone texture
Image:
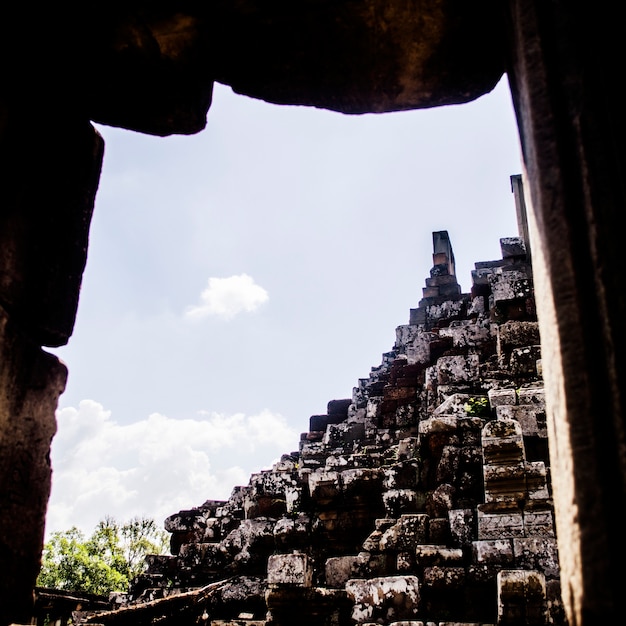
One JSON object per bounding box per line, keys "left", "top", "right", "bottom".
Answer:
{"left": 0, "top": 111, "right": 104, "bottom": 347}
{"left": 267, "top": 553, "right": 313, "bottom": 587}
{"left": 0, "top": 102, "right": 102, "bottom": 624}
{"left": 503, "top": 4, "right": 626, "bottom": 622}
{"left": 497, "top": 570, "right": 547, "bottom": 625}
{"left": 1, "top": 2, "right": 505, "bottom": 137}
{"left": 1, "top": 2, "right": 624, "bottom": 624}
{"left": 73, "top": 230, "right": 568, "bottom": 626}
{"left": 346, "top": 575, "right": 421, "bottom": 624}
{"left": 0, "top": 309, "right": 67, "bottom": 624}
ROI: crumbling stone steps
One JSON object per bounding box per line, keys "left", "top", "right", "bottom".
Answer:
{"left": 78, "top": 232, "right": 566, "bottom": 625}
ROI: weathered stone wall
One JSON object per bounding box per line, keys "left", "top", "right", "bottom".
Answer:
{"left": 78, "top": 229, "right": 566, "bottom": 625}
{"left": 0, "top": 110, "right": 104, "bottom": 625}
{"left": 1, "top": 3, "right": 625, "bottom": 624}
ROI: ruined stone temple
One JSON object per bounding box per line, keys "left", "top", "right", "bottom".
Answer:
{"left": 70, "top": 208, "right": 565, "bottom": 625}
{"left": 2, "top": 4, "right": 625, "bottom": 625}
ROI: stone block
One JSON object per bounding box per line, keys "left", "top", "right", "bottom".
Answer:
{"left": 488, "top": 388, "right": 517, "bottom": 407}
{"left": 422, "top": 566, "right": 466, "bottom": 590}
{"left": 385, "top": 386, "right": 417, "bottom": 401}
{"left": 323, "top": 422, "right": 366, "bottom": 446}
{"left": 362, "top": 519, "right": 396, "bottom": 552}
{"left": 483, "top": 462, "right": 527, "bottom": 503}
{"left": 143, "top": 554, "right": 177, "bottom": 575}
{"left": 0, "top": 119, "right": 102, "bottom": 346}
{"left": 285, "top": 485, "right": 304, "bottom": 515}
{"left": 309, "top": 413, "right": 344, "bottom": 432}
{"left": 428, "top": 517, "right": 452, "bottom": 545}
{"left": 472, "top": 264, "right": 497, "bottom": 287}
{"left": 164, "top": 509, "right": 207, "bottom": 533}
{"left": 345, "top": 576, "right": 420, "bottom": 624}
{"left": 366, "top": 398, "right": 382, "bottom": 418}
{"left": 273, "top": 514, "right": 312, "bottom": 550}
{"left": 220, "top": 519, "right": 276, "bottom": 565}
{"left": 477, "top": 508, "right": 524, "bottom": 540}
{"left": 250, "top": 470, "right": 297, "bottom": 499}
{"left": 525, "top": 461, "right": 550, "bottom": 500}
{"left": 509, "top": 345, "right": 542, "bottom": 376}
{"left": 472, "top": 539, "right": 514, "bottom": 565}
{"left": 489, "top": 269, "right": 534, "bottom": 303}
{"left": 458, "top": 444, "right": 483, "bottom": 474}
{"left": 382, "top": 462, "right": 421, "bottom": 491}
{"left": 426, "top": 274, "right": 459, "bottom": 287}
{"left": 265, "top": 586, "right": 351, "bottom": 623}
{"left": 546, "top": 579, "right": 568, "bottom": 625}
{"left": 210, "top": 618, "right": 267, "bottom": 626}
{"left": 409, "top": 306, "right": 426, "bottom": 326}
{"left": 178, "top": 542, "right": 215, "bottom": 569}
{"left": 244, "top": 494, "right": 286, "bottom": 520}
{"left": 448, "top": 509, "right": 475, "bottom": 548}
{"left": 497, "top": 569, "right": 547, "bottom": 625}
{"left": 401, "top": 331, "right": 438, "bottom": 366}
{"left": 383, "top": 489, "right": 424, "bottom": 518}
{"left": 468, "top": 294, "right": 487, "bottom": 314}
{"left": 438, "top": 321, "right": 493, "bottom": 349}
{"left": 523, "top": 510, "right": 555, "bottom": 537}
{"left": 500, "top": 237, "right": 527, "bottom": 259}
{"left": 328, "top": 398, "right": 352, "bottom": 416}
{"left": 496, "top": 321, "right": 540, "bottom": 351}
{"left": 398, "top": 437, "right": 420, "bottom": 461}
{"left": 513, "top": 538, "right": 560, "bottom": 579}
{"left": 325, "top": 555, "right": 362, "bottom": 588}
{"left": 341, "top": 467, "right": 383, "bottom": 499}
{"left": 457, "top": 417, "right": 486, "bottom": 445}
{"left": 425, "top": 483, "right": 456, "bottom": 518}
{"left": 436, "top": 445, "right": 460, "bottom": 483}
{"left": 379, "top": 514, "right": 429, "bottom": 552}
{"left": 299, "top": 440, "right": 326, "bottom": 459}
{"left": 436, "top": 384, "right": 472, "bottom": 407}
{"left": 495, "top": 405, "right": 545, "bottom": 438}
{"left": 419, "top": 415, "right": 458, "bottom": 435}
{"left": 267, "top": 553, "right": 313, "bottom": 587}
{"left": 436, "top": 354, "right": 479, "bottom": 385}
{"left": 433, "top": 393, "right": 473, "bottom": 416}
{"left": 414, "top": 546, "right": 463, "bottom": 565}
{"left": 395, "top": 324, "right": 421, "bottom": 349}
{"left": 422, "top": 286, "right": 441, "bottom": 298}
{"left": 395, "top": 404, "right": 417, "bottom": 427}
{"left": 273, "top": 457, "right": 298, "bottom": 472}
{"left": 358, "top": 552, "right": 392, "bottom": 578}
{"left": 424, "top": 365, "right": 438, "bottom": 391}
{"left": 397, "top": 551, "right": 416, "bottom": 572}
{"left": 517, "top": 387, "right": 545, "bottom": 406}
{"left": 481, "top": 419, "right": 525, "bottom": 465}
{"left": 308, "top": 470, "right": 341, "bottom": 502}
{"left": 424, "top": 299, "right": 465, "bottom": 326}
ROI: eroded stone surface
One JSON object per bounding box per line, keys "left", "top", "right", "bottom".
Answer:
{"left": 73, "top": 230, "right": 566, "bottom": 625}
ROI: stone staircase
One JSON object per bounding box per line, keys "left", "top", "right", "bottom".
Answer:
{"left": 77, "top": 231, "right": 566, "bottom": 626}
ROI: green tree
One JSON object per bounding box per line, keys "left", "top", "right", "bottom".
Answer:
{"left": 119, "top": 516, "right": 169, "bottom": 577}
{"left": 37, "top": 516, "right": 168, "bottom": 596}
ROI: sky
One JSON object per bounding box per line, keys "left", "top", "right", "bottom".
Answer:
{"left": 44, "top": 75, "right": 523, "bottom": 540}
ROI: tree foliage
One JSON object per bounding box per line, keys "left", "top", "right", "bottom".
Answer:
{"left": 37, "top": 516, "right": 169, "bottom": 596}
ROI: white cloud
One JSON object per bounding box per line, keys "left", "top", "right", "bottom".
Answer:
{"left": 46, "top": 400, "right": 297, "bottom": 539}
{"left": 184, "top": 274, "right": 269, "bottom": 320}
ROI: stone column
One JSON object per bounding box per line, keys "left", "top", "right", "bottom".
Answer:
{"left": 0, "top": 103, "right": 103, "bottom": 623}
{"left": 504, "top": 2, "right": 626, "bottom": 623}
{"left": 0, "top": 312, "right": 67, "bottom": 624}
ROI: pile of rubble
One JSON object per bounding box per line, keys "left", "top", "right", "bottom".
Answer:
{"left": 77, "top": 230, "right": 565, "bottom": 625}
